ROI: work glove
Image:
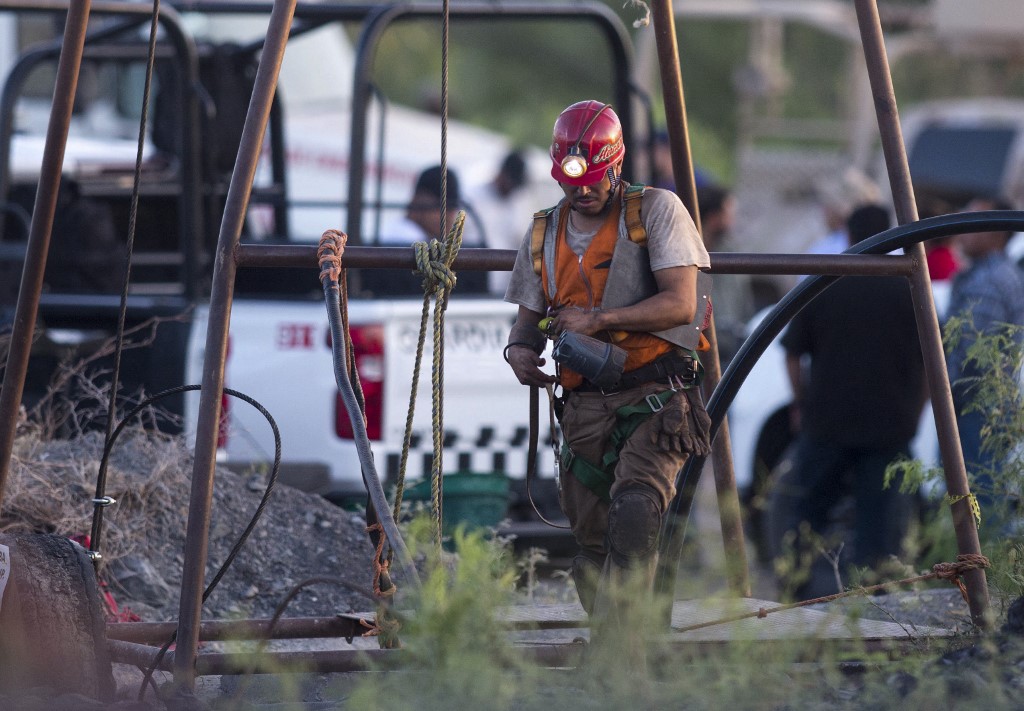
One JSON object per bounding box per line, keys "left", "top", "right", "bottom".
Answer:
{"left": 655, "top": 389, "right": 711, "bottom": 457}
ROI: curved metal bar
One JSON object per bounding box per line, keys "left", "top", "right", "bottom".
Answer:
{"left": 658, "top": 210, "right": 1024, "bottom": 602}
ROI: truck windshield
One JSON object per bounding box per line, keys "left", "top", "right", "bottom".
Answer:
{"left": 909, "top": 125, "right": 1015, "bottom": 198}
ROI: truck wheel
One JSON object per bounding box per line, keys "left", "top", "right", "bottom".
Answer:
{"left": 0, "top": 532, "right": 115, "bottom": 701}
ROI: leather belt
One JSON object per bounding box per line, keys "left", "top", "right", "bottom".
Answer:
{"left": 572, "top": 350, "right": 700, "bottom": 394}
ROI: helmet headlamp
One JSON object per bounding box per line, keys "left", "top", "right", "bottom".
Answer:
{"left": 560, "top": 151, "right": 588, "bottom": 180}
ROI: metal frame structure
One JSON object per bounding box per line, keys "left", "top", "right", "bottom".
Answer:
{"left": 0, "top": 0, "right": 1004, "bottom": 695}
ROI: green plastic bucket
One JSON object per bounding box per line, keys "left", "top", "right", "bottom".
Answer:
{"left": 404, "top": 471, "right": 510, "bottom": 535}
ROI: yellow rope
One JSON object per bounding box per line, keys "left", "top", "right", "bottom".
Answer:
{"left": 391, "top": 211, "right": 466, "bottom": 548}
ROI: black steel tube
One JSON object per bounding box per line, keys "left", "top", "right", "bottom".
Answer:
{"left": 0, "top": 0, "right": 92, "bottom": 504}
{"left": 651, "top": 0, "right": 749, "bottom": 596}
{"left": 174, "top": 0, "right": 297, "bottom": 689}
{"left": 853, "top": 0, "right": 989, "bottom": 628}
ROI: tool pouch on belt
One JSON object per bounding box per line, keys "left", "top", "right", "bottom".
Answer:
{"left": 560, "top": 388, "right": 711, "bottom": 502}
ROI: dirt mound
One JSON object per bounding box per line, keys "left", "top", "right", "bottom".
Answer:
{"left": 1, "top": 426, "right": 381, "bottom": 621}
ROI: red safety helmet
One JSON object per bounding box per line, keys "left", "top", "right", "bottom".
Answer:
{"left": 549, "top": 100, "right": 625, "bottom": 186}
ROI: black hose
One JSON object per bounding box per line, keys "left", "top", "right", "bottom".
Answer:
{"left": 93, "top": 383, "right": 284, "bottom": 701}
{"left": 322, "top": 284, "right": 420, "bottom": 590}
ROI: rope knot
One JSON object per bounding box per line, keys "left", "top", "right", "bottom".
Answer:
{"left": 932, "top": 553, "right": 990, "bottom": 602}
{"left": 413, "top": 211, "right": 466, "bottom": 296}
{"left": 414, "top": 240, "right": 457, "bottom": 293}
{"left": 317, "top": 229, "right": 347, "bottom": 290}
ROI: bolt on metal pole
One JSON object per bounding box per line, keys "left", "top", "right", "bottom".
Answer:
{"left": 0, "top": 0, "right": 92, "bottom": 504}
{"left": 853, "top": 0, "right": 989, "bottom": 627}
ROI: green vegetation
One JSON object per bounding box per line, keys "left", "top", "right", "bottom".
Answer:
{"left": 330, "top": 514, "right": 992, "bottom": 710}
{"left": 887, "top": 321, "right": 1024, "bottom": 604}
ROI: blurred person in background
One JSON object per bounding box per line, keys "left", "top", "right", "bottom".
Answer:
{"left": 944, "top": 195, "right": 1024, "bottom": 529}
{"left": 466, "top": 150, "right": 531, "bottom": 295}
{"left": 697, "top": 182, "right": 755, "bottom": 365}
{"left": 806, "top": 167, "right": 881, "bottom": 256}
{"left": 361, "top": 164, "right": 486, "bottom": 296}
{"left": 778, "top": 204, "right": 925, "bottom": 600}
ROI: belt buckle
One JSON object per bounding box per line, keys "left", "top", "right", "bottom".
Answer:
{"left": 645, "top": 393, "right": 666, "bottom": 412}
{"left": 560, "top": 445, "right": 576, "bottom": 470}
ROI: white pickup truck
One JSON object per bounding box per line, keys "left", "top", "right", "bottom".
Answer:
{"left": 184, "top": 294, "right": 558, "bottom": 507}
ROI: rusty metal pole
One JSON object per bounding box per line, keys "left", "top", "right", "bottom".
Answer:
{"left": 651, "top": 0, "right": 750, "bottom": 596}
{"left": 173, "top": 0, "right": 298, "bottom": 689}
{"left": 0, "top": 1, "right": 91, "bottom": 504}
{"left": 853, "top": 0, "right": 990, "bottom": 627}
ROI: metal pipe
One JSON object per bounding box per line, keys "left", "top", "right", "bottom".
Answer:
{"left": 174, "top": 0, "right": 298, "bottom": 689}
{"left": 236, "top": 244, "right": 912, "bottom": 276}
{"left": 108, "top": 616, "right": 370, "bottom": 644}
{"left": 111, "top": 640, "right": 587, "bottom": 675}
{"left": 0, "top": 0, "right": 92, "bottom": 504}
{"left": 653, "top": 0, "right": 752, "bottom": 597}
{"left": 853, "top": 0, "right": 989, "bottom": 628}
{"left": 106, "top": 613, "right": 590, "bottom": 645}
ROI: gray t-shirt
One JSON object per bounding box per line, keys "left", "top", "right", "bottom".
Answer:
{"left": 503, "top": 185, "right": 709, "bottom": 314}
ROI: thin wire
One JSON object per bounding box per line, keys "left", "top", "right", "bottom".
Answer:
{"left": 90, "top": 0, "right": 161, "bottom": 562}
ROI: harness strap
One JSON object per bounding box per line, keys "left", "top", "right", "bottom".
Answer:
{"left": 530, "top": 185, "right": 646, "bottom": 277}
{"left": 623, "top": 183, "right": 646, "bottom": 245}
{"left": 560, "top": 388, "right": 675, "bottom": 502}
{"left": 530, "top": 206, "right": 556, "bottom": 275}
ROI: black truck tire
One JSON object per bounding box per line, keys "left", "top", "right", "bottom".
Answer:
{"left": 0, "top": 532, "right": 115, "bottom": 701}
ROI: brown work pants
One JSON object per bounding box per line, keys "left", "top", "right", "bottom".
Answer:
{"left": 558, "top": 381, "right": 693, "bottom": 559}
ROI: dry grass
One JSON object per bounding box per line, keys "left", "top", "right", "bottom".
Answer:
{"left": 2, "top": 422, "right": 195, "bottom": 566}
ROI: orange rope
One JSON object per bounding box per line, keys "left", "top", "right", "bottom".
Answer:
{"left": 317, "top": 228, "right": 347, "bottom": 289}
{"left": 366, "top": 522, "right": 396, "bottom": 599}
{"left": 364, "top": 522, "right": 402, "bottom": 647}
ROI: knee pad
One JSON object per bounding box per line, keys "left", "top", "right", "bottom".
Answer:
{"left": 607, "top": 484, "right": 662, "bottom": 565}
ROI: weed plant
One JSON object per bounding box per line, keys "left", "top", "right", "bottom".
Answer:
{"left": 887, "top": 320, "right": 1024, "bottom": 605}
{"left": 337, "top": 515, "right": 968, "bottom": 711}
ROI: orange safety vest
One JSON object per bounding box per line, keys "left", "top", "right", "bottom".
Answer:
{"left": 540, "top": 197, "right": 673, "bottom": 390}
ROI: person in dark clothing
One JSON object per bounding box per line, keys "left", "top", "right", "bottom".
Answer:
{"left": 777, "top": 203, "right": 925, "bottom": 599}
{"left": 46, "top": 177, "right": 124, "bottom": 293}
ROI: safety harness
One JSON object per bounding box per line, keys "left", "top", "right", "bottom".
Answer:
{"left": 529, "top": 184, "right": 706, "bottom": 502}
{"left": 531, "top": 184, "right": 648, "bottom": 274}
